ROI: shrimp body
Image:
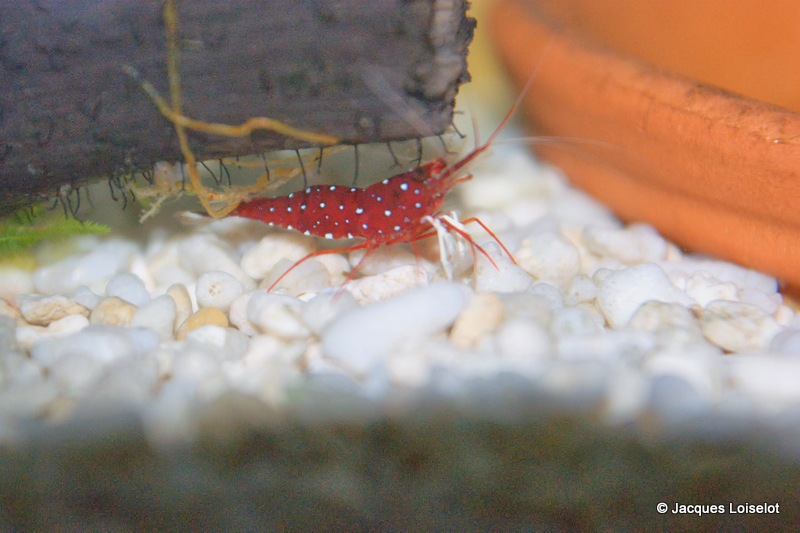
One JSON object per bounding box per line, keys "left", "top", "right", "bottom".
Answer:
{"left": 232, "top": 159, "right": 449, "bottom": 244}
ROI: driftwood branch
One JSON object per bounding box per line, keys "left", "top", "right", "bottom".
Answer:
{"left": 0, "top": 0, "right": 475, "bottom": 215}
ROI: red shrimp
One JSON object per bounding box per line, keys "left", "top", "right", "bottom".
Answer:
{"left": 232, "top": 93, "right": 523, "bottom": 292}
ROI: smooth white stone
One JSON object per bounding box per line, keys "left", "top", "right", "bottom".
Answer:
{"left": 240, "top": 233, "right": 315, "bottom": 280}
{"left": 15, "top": 314, "right": 90, "bottom": 352}
{"left": 30, "top": 325, "right": 135, "bottom": 367}
{"left": 185, "top": 325, "right": 249, "bottom": 358}
{"left": 683, "top": 271, "right": 737, "bottom": 307}
{"left": 195, "top": 270, "right": 244, "bottom": 311}
{"left": 166, "top": 283, "right": 193, "bottom": 331}
{"left": 770, "top": 328, "right": 800, "bottom": 354}
{"left": 177, "top": 234, "right": 255, "bottom": 291}
{"left": 260, "top": 258, "right": 329, "bottom": 296}
{"left": 700, "top": 299, "right": 782, "bottom": 353}
{"left": 563, "top": 274, "right": 598, "bottom": 306}
{"left": 0, "top": 267, "right": 33, "bottom": 301}
{"left": 550, "top": 307, "right": 604, "bottom": 338}
{"left": 246, "top": 292, "right": 309, "bottom": 339}
{"left": 322, "top": 282, "right": 470, "bottom": 375}
{"left": 33, "top": 240, "right": 137, "bottom": 295}
{"left": 348, "top": 246, "right": 417, "bottom": 276}
{"left": 597, "top": 263, "right": 694, "bottom": 328}
{"left": 106, "top": 272, "right": 151, "bottom": 307}
{"left": 131, "top": 295, "right": 177, "bottom": 341}
{"left": 726, "top": 355, "right": 800, "bottom": 407}
{"left": 301, "top": 290, "right": 359, "bottom": 336}
{"left": 346, "top": 265, "right": 429, "bottom": 304}
{"left": 71, "top": 286, "right": 101, "bottom": 310}
{"left": 473, "top": 242, "right": 533, "bottom": 293}
{"left": 583, "top": 223, "right": 666, "bottom": 264}
{"left": 494, "top": 317, "right": 551, "bottom": 362}
{"left": 516, "top": 231, "right": 581, "bottom": 285}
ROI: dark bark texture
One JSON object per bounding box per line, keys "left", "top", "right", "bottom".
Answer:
{"left": 0, "top": 0, "right": 475, "bottom": 215}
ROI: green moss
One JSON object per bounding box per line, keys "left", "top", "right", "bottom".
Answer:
{"left": 0, "top": 205, "right": 110, "bottom": 257}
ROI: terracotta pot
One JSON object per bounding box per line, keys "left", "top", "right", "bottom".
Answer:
{"left": 489, "top": 0, "right": 800, "bottom": 295}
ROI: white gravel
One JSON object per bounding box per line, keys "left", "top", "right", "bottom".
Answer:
{"left": 1, "top": 144, "right": 798, "bottom": 447}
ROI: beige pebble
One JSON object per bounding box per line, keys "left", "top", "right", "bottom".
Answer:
{"left": 166, "top": 283, "right": 193, "bottom": 331}
{"left": 176, "top": 307, "right": 229, "bottom": 341}
{"left": 18, "top": 294, "right": 89, "bottom": 326}
{"left": 450, "top": 292, "right": 504, "bottom": 349}
{"left": 89, "top": 296, "right": 137, "bottom": 327}
{"left": 700, "top": 299, "right": 781, "bottom": 353}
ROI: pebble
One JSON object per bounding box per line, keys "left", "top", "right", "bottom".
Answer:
{"left": 450, "top": 292, "right": 505, "bottom": 349}
{"left": 15, "top": 314, "right": 90, "bottom": 352}
{"left": 260, "top": 258, "right": 329, "bottom": 295}
{"left": 90, "top": 297, "right": 138, "bottom": 327}
{"left": 184, "top": 325, "right": 249, "bottom": 359}
{"left": 17, "top": 294, "right": 89, "bottom": 326}
{"left": 240, "top": 233, "right": 315, "bottom": 280}
{"left": 301, "top": 290, "right": 359, "bottom": 336}
{"left": 583, "top": 223, "right": 666, "bottom": 264}
{"left": 30, "top": 325, "right": 136, "bottom": 367}
{"left": 176, "top": 307, "right": 229, "bottom": 341}
{"left": 597, "top": 263, "right": 694, "bottom": 328}
{"left": 473, "top": 243, "right": 533, "bottom": 293}
{"left": 322, "top": 282, "right": 470, "bottom": 375}
{"left": 166, "top": 283, "right": 193, "bottom": 330}
{"left": 106, "top": 272, "right": 151, "bottom": 306}
{"left": 516, "top": 231, "right": 581, "bottom": 286}
{"left": 177, "top": 234, "right": 256, "bottom": 291}
{"left": 131, "top": 295, "right": 178, "bottom": 340}
{"left": 0, "top": 140, "right": 795, "bottom": 448}
{"left": 71, "top": 286, "right": 101, "bottom": 310}
{"left": 699, "top": 299, "right": 782, "bottom": 353}
{"left": 246, "top": 292, "right": 308, "bottom": 340}
{"left": 345, "top": 264, "right": 429, "bottom": 303}
{"left": 195, "top": 270, "right": 244, "bottom": 311}
{"left": 493, "top": 317, "right": 551, "bottom": 362}
{"left": 32, "top": 239, "right": 137, "bottom": 295}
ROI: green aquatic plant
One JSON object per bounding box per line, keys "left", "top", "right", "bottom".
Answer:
{"left": 0, "top": 205, "right": 109, "bottom": 256}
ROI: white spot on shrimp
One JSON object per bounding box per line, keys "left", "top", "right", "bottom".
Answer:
{"left": 305, "top": 187, "right": 312, "bottom": 194}
{"left": 393, "top": 225, "right": 401, "bottom": 231}
{"left": 400, "top": 182, "right": 409, "bottom": 191}
{"left": 288, "top": 192, "right": 295, "bottom": 198}
{"left": 329, "top": 185, "right": 337, "bottom": 191}
{"left": 350, "top": 188, "right": 357, "bottom": 192}
{"left": 384, "top": 209, "right": 392, "bottom": 216}
{"left": 287, "top": 224, "right": 293, "bottom": 230}
{"left": 339, "top": 204, "right": 344, "bottom": 210}
{"left": 303, "top": 230, "right": 310, "bottom": 235}
{"left": 319, "top": 201, "right": 326, "bottom": 208}
{"left": 376, "top": 196, "right": 382, "bottom": 202}
{"left": 362, "top": 223, "right": 368, "bottom": 229}
{"left": 301, "top": 204, "right": 307, "bottom": 210}
{"left": 269, "top": 207, "right": 275, "bottom": 213}
{"left": 347, "top": 232, "right": 354, "bottom": 238}
{"left": 382, "top": 178, "right": 389, "bottom": 184}
{"left": 414, "top": 189, "right": 421, "bottom": 195}
{"left": 268, "top": 222, "right": 274, "bottom": 226}
{"left": 414, "top": 202, "right": 422, "bottom": 209}
{"left": 325, "top": 232, "right": 333, "bottom": 239}
{"left": 355, "top": 207, "right": 364, "bottom": 215}
{"left": 287, "top": 206, "right": 292, "bottom": 212}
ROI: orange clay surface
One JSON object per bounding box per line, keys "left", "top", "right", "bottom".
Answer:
{"left": 490, "top": 0, "right": 800, "bottom": 294}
